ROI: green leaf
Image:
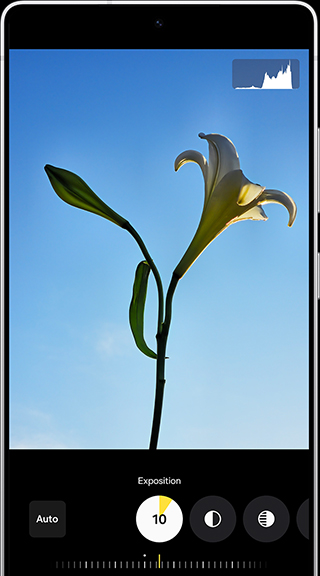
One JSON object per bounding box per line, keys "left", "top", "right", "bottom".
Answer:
{"left": 129, "top": 261, "right": 157, "bottom": 359}
{"left": 44, "top": 164, "right": 127, "bottom": 227}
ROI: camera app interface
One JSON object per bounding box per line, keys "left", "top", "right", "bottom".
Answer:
{"left": 8, "top": 48, "right": 311, "bottom": 573}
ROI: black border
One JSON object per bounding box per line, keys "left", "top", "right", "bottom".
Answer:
{"left": 4, "top": 2, "right": 316, "bottom": 49}
{"left": 2, "top": 2, "right": 317, "bottom": 575}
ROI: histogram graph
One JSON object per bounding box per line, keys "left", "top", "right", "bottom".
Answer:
{"left": 233, "top": 59, "right": 299, "bottom": 89}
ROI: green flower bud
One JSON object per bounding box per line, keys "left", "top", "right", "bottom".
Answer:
{"left": 44, "top": 164, "right": 127, "bottom": 227}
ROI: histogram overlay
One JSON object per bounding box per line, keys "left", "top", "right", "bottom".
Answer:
{"left": 233, "top": 59, "right": 299, "bottom": 89}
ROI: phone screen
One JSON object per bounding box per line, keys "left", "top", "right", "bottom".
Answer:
{"left": 1, "top": 2, "right": 318, "bottom": 575}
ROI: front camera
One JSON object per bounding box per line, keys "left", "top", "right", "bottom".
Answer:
{"left": 154, "top": 19, "right": 164, "bottom": 29}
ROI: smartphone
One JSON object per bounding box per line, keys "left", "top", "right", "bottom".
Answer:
{"left": 1, "top": 1, "right": 318, "bottom": 574}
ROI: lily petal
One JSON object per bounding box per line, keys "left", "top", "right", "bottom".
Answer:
{"left": 174, "top": 170, "right": 244, "bottom": 279}
{"left": 233, "top": 205, "right": 268, "bottom": 222}
{"left": 258, "top": 188, "right": 297, "bottom": 226}
{"left": 199, "top": 133, "right": 240, "bottom": 190}
{"left": 198, "top": 132, "right": 218, "bottom": 202}
{"left": 237, "top": 173, "right": 265, "bottom": 206}
{"left": 174, "top": 149, "right": 208, "bottom": 183}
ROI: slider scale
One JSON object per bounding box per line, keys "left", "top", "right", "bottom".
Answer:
{"left": 54, "top": 558, "right": 267, "bottom": 569}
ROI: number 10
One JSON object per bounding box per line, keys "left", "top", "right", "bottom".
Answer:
{"left": 152, "top": 514, "right": 167, "bottom": 525}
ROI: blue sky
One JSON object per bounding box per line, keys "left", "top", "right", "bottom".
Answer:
{"left": 9, "top": 49, "right": 309, "bottom": 449}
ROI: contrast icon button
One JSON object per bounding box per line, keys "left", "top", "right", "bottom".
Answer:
{"left": 204, "top": 510, "right": 222, "bottom": 528}
{"left": 29, "top": 501, "right": 66, "bottom": 538}
{"left": 190, "top": 496, "right": 236, "bottom": 542}
{"left": 243, "top": 496, "right": 289, "bottom": 542}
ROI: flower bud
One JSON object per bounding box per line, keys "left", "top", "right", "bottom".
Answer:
{"left": 44, "top": 165, "right": 126, "bottom": 227}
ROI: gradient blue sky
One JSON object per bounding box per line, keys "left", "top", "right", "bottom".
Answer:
{"left": 9, "top": 49, "right": 309, "bottom": 449}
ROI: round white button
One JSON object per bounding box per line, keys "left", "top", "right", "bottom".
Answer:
{"left": 136, "top": 496, "right": 183, "bottom": 543}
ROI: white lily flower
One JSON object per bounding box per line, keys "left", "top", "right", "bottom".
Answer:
{"left": 173, "top": 132, "right": 297, "bottom": 278}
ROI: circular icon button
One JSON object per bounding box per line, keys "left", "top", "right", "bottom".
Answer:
{"left": 296, "top": 499, "right": 309, "bottom": 539}
{"left": 243, "top": 496, "right": 289, "bottom": 542}
{"left": 136, "top": 496, "right": 183, "bottom": 543}
{"left": 190, "top": 496, "right": 236, "bottom": 542}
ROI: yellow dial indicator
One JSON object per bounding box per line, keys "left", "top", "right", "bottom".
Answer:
{"left": 159, "top": 496, "right": 172, "bottom": 516}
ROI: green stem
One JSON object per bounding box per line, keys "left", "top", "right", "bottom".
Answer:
{"left": 148, "top": 334, "right": 166, "bottom": 450}
{"left": 122, "top": 219, "right": 179, "bottom": 449}
{"left": 149, "top": 273, "right": 179, "bottom": 450}
{"left": 123, "top": 220, "right": 164, "bottom": 334}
